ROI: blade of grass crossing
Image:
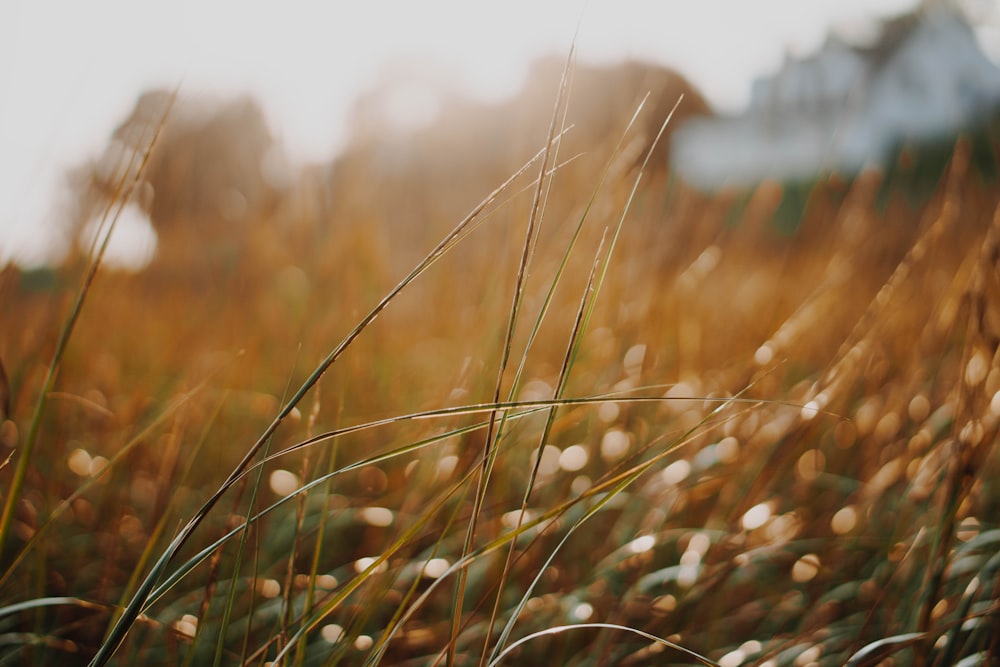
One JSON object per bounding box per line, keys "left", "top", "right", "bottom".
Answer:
{"left": 479, "top": 76, "right": 663, "bottom": 663}
{"left": 0, "top": 93, "right": 174, "bottom": 559}
{"left": 268, "top": 471, "right": 474, "bottom": 665}
{"left": 0, "top": 371, "right": 216, "bottom": 591}
{"left": 488, "top": 623, "right": 720, "bottom": 667}
{"left": 486, "top": 390, "right": 743, "bottom": 664}
{"left": 86, "top": 136, "right": 564, "bottom": 667}
{"left": 485, "top": 235, "right": 605, "bottom": 662}
{"left": 448, "top": 46, "right": 574, "bottom": 661}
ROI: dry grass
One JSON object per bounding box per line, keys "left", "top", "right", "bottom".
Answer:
{"left": 0, "top": 72, "right": 999, "bottom": 667}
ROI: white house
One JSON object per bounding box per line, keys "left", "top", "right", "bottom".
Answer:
{"left": 670, "top": 3, "right": 1000, "bottom": 189}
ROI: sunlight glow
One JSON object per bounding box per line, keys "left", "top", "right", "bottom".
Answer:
{"left": 679, "top": 550, "right": 701, "bottom": 566}
{"left": 830, "top": 505, "right": 859, "bottom": 534}
{"left": 82, "top": 202, "right": 158, "bottom": 271}
{"left": 677, "top": 564, "right": 699, "bottom": 587}
{"left": 664, "top": 381, "right": 698, "bottom": 412}
{"left": 67, "top": 448, "right": 93, "bottom": 477}
{"left": 719, "top": 649, "right": 747, "bottom": 667}
{"left": 502, "top": 509, "right": 535, "bottom": 529}
{"left": 624, "top": 343, "right": 646, "bottom": 376}
{"left": 558, "top": 444, "right": 589, "bottom": 471}
{"left": 354, "top": 557, "right": 387, "bottom": 574}
{"left": 908, "top": 394, "right": 931, "bottom": 422}
{"left": 796, "top": 645, "right": 822, "bottom": 665}
{"left": 321, "top": 624, "right": 344, "bottom": 644}
{"left": 437, "top": 454, "right": 459, "bottom": 478}
{"left": 572, "top": 602, "right": 594, "bottom": 621}
{"left": 754, "top": 343, "right": 775, "bottom": 366}
{"left": 628, "top": 534, "right": 656, "bottom": 554}
{"left": 359, "top": 506, "right": 394, "bottom": 527}
{"left": 796, "top": 449, "right": 826, "bottom": 481}
{"left": 258, "top": 578, "right": 281, "bottom": 598}
{"left": 957, "top": 516, "right": 980, "bottom": 541}
{"left": 600, "top": 429, "right": 630, "bottom": 461}
{"left": 741, "top": 502, "right": 772, "bottom": 530}
{"left": 991, "top": 390, "right": 1000, "bottom": 416}
{"left": 792, "top": 553, "right": 821, "bottom": 582}
{"left": 652, "top": 594, "right": 677, "bottom": 613}
{"left": 173, "top": 614, "right": 198, "bottom": 639}
{"left": 765, "top": 512, "right": 802, "bottom": 543}
{"left": 716, "top": 436, "right": 740, "bottom": 463}
{"left": 965, "top": 351, "right": 989, "bottom": 386}
{"left": 521, "top": 378, "right": 554, "bottom": 402}
{"left": 800, "top": 400, "right": 821, "bottom": 420}
{"left": 421, "top": 558, "right": 450, "bottom": 579}
{"left": 597, "top": 401, "right": 621, "bottom": 423}
{"left": 687, "top": 532, "right": 711, "bottom": 555}
{"left": 269, "top": 469, "right": 300, "bottom": 496}
{"left": 661, "top": 459, "right": 691, "bottom": 485}
{"left": 533, "top": 445, "right": 563, "bottom": 476}
{"left": 571, "top": 475, "right": 592, "bottom": 495}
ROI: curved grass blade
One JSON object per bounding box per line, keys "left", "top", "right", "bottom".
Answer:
{"left": 487, "top": 622, "right": 720, "bottom": 667}
{"left": 0, "top": 364, "right": 225, "bottom": 590}
{"left": 85, "top": 133, "right": 567, "bottom": 667}
{"left": 266, "top": 471, "right": 473, "bottom": 665}
{"left": 448, "top": 41, "right": 577, "bottom": 667}
{"left": 0, "top": 92, "right": 174, "bottom": 557}
{"left": 844, "top": 632, "right": 926, "bottom": 667}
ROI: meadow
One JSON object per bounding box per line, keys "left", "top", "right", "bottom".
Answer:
{"left": 1, "top": 67, "right": 999, "bottom": 666}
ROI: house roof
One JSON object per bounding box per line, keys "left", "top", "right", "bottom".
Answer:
{"left": 670, "top": 2, "right": 1000, "bottom": 189}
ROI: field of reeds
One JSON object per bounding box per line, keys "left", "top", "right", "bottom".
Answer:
{"left": 1, "top": 70, "right": 1000, "bottom": 667}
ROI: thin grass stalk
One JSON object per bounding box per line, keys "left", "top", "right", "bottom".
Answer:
{"left": 381, "top": 389, "right": 746, "bottom": 667}
{"left": 292, "top": 390, "right": 329, "bottom": 667}
{"left": 572, "top": 97, "right": 683, "bottom": 368}
{"left": 112, "top": 388, "right": 224, "bottom": 637}
{"left": 249, "top": 392, "right": 763, "bottom": 477}
{"left": 486, "top": 109, "right": 687, "bottom": 660}
{"left": 0, "top": 372, "right": 214, "bottom": 591}
{"left": 274, "top": 364, "right": 310, "bottom": 661}
{"left": 85, "top": 137, "right": 561, "bottom": 667}
{"left": 915, "top": 197, "right": 1000, "bottom": 662}
{"left": 476, "top": 236, "right": 598, "bottom": 665}
{"left": 268, "top": 472, "right": 473, "bottom": 665}
{"left": 144, "top": 418, "right": 512, "bottom": 613}
{"left": 130, "top": 393, "right": 758, "bottom": 641}
{"left": 211, "top": 425, "right": 274, "bottom": 667}
{"left": 487, "top": 622, "right": 720, "bottom": 667}
{"left": 487, "top": 88, "right": 673, "bottom": 597}
{"left": 447, "top": 44, "right": 576, "bottom": 667}
{"left": 218, "top": 364, "right": 306, "bottom": 667}
{"left": 367, "top": 496, "right": 462, "bottom": 666}
{"left": 813, "top": 142, "right": 966, "bottom": 405}
{"left": 487, "top": 386, "right": 749, "bottom": 664}
{"left": 0, "top": 95, "right": 173, "bottom": 558}
{"left": 485, "top": 235, "right": 604, "bottom": 661}
{"left": 475, "top": 49, "right": 580, "bottom": 665}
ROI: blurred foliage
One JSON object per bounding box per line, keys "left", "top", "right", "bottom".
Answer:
{"left": 1, "top": 61, "right": 999, "bottom": 666}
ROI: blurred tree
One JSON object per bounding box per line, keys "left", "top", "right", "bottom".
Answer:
{"left": 69, "top": 89, "right": 282, "bottom": 272}
{"left": 324, "top": 58, "right": 711, "bottom": 268}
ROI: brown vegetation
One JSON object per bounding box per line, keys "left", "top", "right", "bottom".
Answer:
{"left": 1, "top": 57, "right": 999, "bottom": 666}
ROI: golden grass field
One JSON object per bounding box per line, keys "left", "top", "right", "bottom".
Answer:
{"left": 1, "top": 63, "right": 1000, "bottom": 666}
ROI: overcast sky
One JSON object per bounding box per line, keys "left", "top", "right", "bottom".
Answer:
{"left": 3, "top": 0, "right": 973, "bottom": 266}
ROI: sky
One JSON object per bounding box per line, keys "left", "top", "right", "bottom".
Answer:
{"left": 0, "top": 0, "right": 967, "bottom": 267}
